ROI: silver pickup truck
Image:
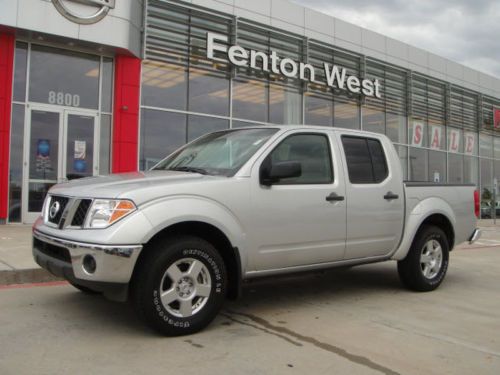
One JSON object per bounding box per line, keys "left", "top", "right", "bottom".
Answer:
{"left": 33, "top": 126, "right": 480, "bottom": 335}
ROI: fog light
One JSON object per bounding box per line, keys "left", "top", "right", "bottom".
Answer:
{"left": 83, "top": 255, "right": 97, "bottom": 274}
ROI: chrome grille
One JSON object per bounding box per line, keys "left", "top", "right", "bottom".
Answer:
{"left": 71, "top": 199, "right": 92, "bottom": 227}
{"left": 47, "top": 196, "right": 70, "bottom": 226}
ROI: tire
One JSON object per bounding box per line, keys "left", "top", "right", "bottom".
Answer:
{"left": 397, "top": 225, "right": 449, "bottom": 292}
{"left": 131, "top": 236, "right": 227, "bottom": 336}
{"left": 68, "top": 281, "right": 100, "bottom": 294}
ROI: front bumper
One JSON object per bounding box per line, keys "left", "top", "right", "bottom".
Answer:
{"left": 33, "top": 230, "right": 142, "bottom": 300}
{"left": 468, "top": 228, "right": 481, "bottom": 244}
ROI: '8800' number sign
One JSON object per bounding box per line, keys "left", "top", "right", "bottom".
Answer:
{"left": 48, "top": 91, "right": 81, "bottom": 107}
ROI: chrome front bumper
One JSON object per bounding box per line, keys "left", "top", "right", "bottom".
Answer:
{"left": 468, "top": 228, "right": 481, "bottom": 244}
{"left": 33, "top": 230, "right": 142, "bottom": 284}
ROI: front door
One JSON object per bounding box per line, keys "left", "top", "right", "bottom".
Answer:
{"left": 249, "top": 131, "right": 347, "bottom": 271}
{"left": 22, "top": 105, "right": 99, "bottom": 223}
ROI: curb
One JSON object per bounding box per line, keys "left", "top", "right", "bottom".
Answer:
{"left": 0, "top": 268, "right": 62, "bottom": 286}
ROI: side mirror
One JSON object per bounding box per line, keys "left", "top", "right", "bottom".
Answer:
{"left": 260, "top": 160, "right": 302, "bottom": 186}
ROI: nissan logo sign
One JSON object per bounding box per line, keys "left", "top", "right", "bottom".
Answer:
{"left": 49, "top": 201, "right": 61, "bottom": 220}
{"left": 52, "top": 0, "right": 115, "bottom": 25}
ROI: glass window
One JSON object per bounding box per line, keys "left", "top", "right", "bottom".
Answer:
{"left": 428, "top": 150, "right": 446, "bottom": 183}
{"left": 396, "top": 145, "right": 408, "bottom": 180}
{"left": 140, "top": 109, "right": 187, "bottom": 170}
{"left": 494, "top": 160, "right": 500, "bottom": 191}
{"left": 267, "top": 134, "right": 333, "bottom": 184}
{"left": 305, "top": 94, "right": 333, "bottom": 126}
{"left": 362, "top": 107, "right": 385, "bottom": 135}
{"left": 334, "top": 101, "right": 360, "bottom": 129}
{"left": 8, "top": 105, "right": 25, "bottom": 222}
{"left": 342, "top": 136, "right": 388, "bottom": 184}
{"left": 409, "top": 119, "right": 427, "bottom": 148}
{"left": 13, "top": 42, "right": 28, "bottom": 102}
{"left": 409, "top": 147, "right": 428, "bottom": 181}
{"left": 369, "top": 139, "right": 389, "bottom": 181}
{"left": 29, "top": 45, "right": 100, "bottom": 109}
{"left": 386, "top": 113, "right": 407, "bottom": 144}
{"left": 232, "top": 79, "right": 268, "bottom": 122}
{"left": 101, "top": 57, "right": 114, "bottom": 113}
{"left": 269, "top": 85, "right": 302, "bottom": 125}
{"left": 188, "top": 115, "right": 229, "bottom": 142}
{"left": 480, "top": 158, "right": 493, "bottom": 218}
{"left": 448, "top": 153, "right": 464, "bottom": 183}
{"left": 100, "top": 114, "right": 112, "bottom": 175}
{"left": 464, "top": 156, "right": 478, "bottom": 185}
{"left": 494, "top": 137, "right": 500, "bottom": 159}
{"left": 188, "top": 68, "right": 229, "bottom": 116}
{"left": 480, "top": 134, "right": 493, "bottom": 158}
{"left": 232, "top": 120, "right": 265, "bottom": 128}
{"left": 154, "top": 128, "right": 278, "bottom": 177}
{"left": 141, "top": 61, "right": 187, "bottom": 110}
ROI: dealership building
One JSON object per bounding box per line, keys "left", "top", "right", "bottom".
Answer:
{"left": 1, "top": 0, "right": 500, "bottom": 224}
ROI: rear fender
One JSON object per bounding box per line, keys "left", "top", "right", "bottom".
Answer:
{"left": 391, "top": 197, "right": 455, "bottom": 261}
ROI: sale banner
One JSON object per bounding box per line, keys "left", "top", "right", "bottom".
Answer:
{"left": 429, "top": 125, "right": 443, "bottom": 150}
{"left": 494, "top": 108, "right": 500, "bottom": 129}
{"left": 448, "top": 128, "right": 461, "bottom": 153}
{"left": 464, "top": 132, "right": 476, "bottom": 155}
{"left": 411, "top": 121, "right": 425, "bottom": 147}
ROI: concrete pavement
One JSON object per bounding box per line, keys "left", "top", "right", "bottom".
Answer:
{"left": 1, "top": 220, "right": 499, "bottom": 285}
{"left": 1, "top": 243, "right": 499, "bottom": 374}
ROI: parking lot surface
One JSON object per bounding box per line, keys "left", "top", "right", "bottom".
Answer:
{"left": 1, "top": 240, "right": 499, "bottom": 375}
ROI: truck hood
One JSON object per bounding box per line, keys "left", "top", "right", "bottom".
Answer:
{"left": 49, "top": 171, "right": 224, "bottom": 202}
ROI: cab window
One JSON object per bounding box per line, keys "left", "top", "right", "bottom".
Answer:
{"left": 263, "top": 133, "right": 334, "bottom": 185}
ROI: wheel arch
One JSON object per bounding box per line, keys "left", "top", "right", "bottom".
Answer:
{"left": 417, "top": 214, "right": 455, "bottom": 250}
{"left": 131, "top": 221, "right": 242, "bottom": 300}
{"left": 392, "top": 202, "right": 456, "bottom": 261}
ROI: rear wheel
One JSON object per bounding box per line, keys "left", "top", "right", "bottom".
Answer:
{"left": 131, "top": 236, "right": 227, "bottom": 336}
{"left": 397, "top": 225, "right": 449, "bottom": 292}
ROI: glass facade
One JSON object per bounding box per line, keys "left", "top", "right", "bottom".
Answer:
{"left": 8, "top": 42, "right": 113, "bottom": 222}
{"left": 139, "top": 0, "right": 500, "bottom": 218}
{"left": 7, "top": 0, "right": 500, "bottom": 222}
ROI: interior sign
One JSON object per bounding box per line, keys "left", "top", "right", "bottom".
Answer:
{"left": 207, "top": 32, "right": 382, "bottom": 98}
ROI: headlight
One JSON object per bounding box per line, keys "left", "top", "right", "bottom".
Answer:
{"left": 84, "top": 199, "right": 136, "bottom": 229}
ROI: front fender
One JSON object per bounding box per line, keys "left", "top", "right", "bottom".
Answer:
{"left": 139, "top": 195, "right": 247, "bottom": 269}
{"left": 391, "top": 197, "right": 456, "bottom": 261}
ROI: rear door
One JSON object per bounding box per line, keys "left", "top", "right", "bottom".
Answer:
{"left": 338, "top": 133, "right": 404, "bottom": 259}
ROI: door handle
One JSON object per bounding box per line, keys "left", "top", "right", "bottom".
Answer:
{"left": 384, "top": 191, "right": 399, "bottom": 200}
{"left": 326, "top": 192, "right": 345, "bottom": 202}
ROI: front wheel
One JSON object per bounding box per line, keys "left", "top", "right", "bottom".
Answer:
{"left": 397, "top": 225, "right": 449, "bottom": 292}
{"left": 131, "top": 236, "right": 227, "bottom": 336}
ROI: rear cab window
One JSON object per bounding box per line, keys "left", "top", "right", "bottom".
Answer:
{"left": 341, "top": 135, "right": 388, "bottom": 184}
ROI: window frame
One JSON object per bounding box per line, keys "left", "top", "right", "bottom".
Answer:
{"left": 341, "top": 135, "right": 389, "bottom": 185}
{"left": 261, "top": 132, "right": 335, "bottom": 186}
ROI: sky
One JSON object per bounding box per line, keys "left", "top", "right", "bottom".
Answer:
{"left": 292, "top": 0, "right": 500, "bottom": 79}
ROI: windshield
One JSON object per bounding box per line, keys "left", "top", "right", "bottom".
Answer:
{"left": 153, "top": 128, "right": 278, "bottom": 177}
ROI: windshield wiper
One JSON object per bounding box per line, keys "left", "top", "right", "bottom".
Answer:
{"left": 168, "top": 166, "right": 210, "bottom": 175}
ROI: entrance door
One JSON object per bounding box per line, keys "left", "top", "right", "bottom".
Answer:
{"left": 22, "top": 105, "right": 98, "bottom": 223}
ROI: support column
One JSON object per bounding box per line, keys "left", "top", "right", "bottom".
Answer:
{"left": 112, "top": 54, "right": 141, "bottom": 173}
{"left": 0, "top": 32, "right": 15, "bottom": 222}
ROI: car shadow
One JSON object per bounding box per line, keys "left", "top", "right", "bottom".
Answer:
{"left": 44, "top": 262, "right": 437, "bottom": 336}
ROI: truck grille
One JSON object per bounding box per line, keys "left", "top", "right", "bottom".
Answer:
{"left": 71, "top": 199, "right": 92, "bottom": 227}
{"left": 45, "top": 195, "right": 93, "bottom": 229}
{"left": 47, "top": 196, "right": 70, "bottom": 226}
